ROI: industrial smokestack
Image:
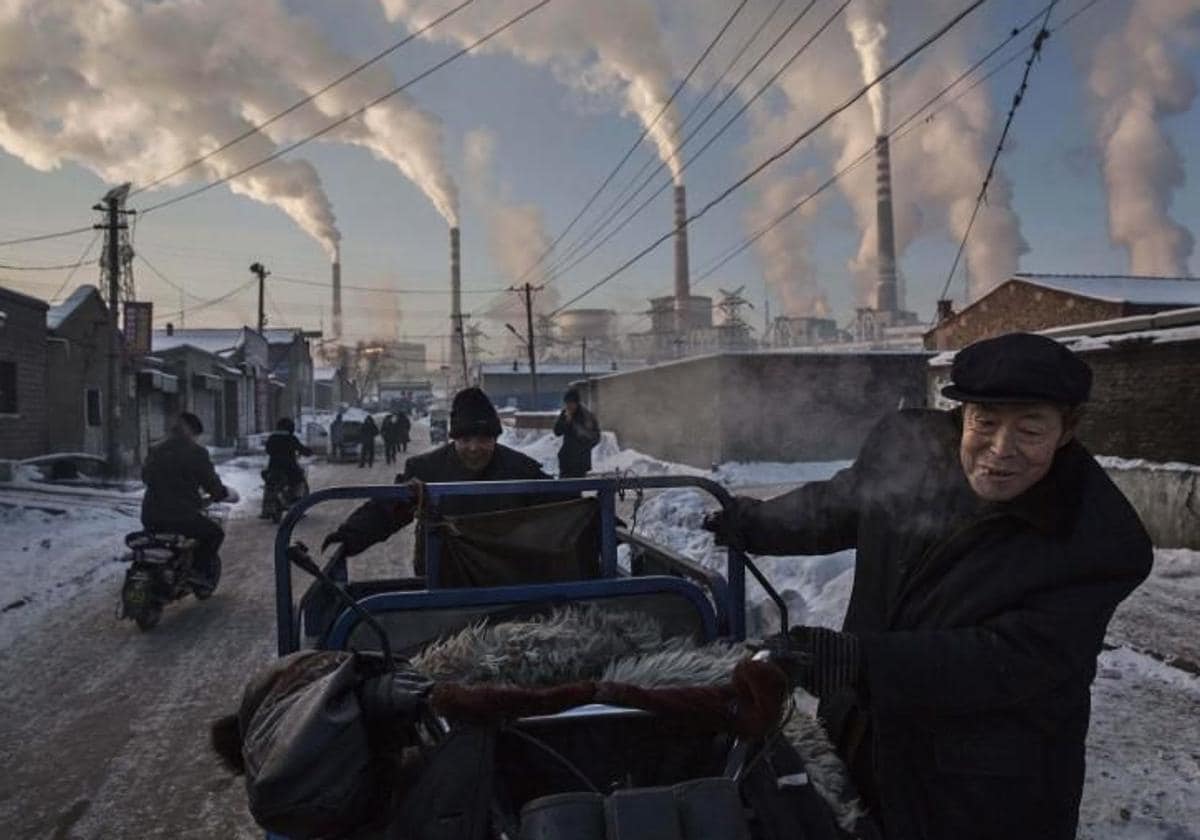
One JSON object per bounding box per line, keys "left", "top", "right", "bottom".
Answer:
{"left": 449, "top": 227, "right": 464, "bottom": 379}
{"left": 331, "top": 251, "right": 343, "bottom": 340}
{"left": 874, "top": 135, "right": 898, "bottom": 314}
{"left": 673, "top": 185, "right": 690, "bottom": 331}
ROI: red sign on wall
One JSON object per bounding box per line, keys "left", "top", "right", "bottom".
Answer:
{"left": 123, "top": 301, "right": 153, "bottom": 355}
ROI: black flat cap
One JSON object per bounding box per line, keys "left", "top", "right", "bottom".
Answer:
{"left": 942, "top": 332, "right": 1092, "bottom": 406}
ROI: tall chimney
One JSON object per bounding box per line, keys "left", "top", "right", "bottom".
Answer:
{"left": 331, "top": 251, "right": 343, "bottom": 340}
{"left": 874, "top": 135, "right": 899, "bottom": 314}
{"left": 449, "top": 227, "right": 464, "bottom": 380}
{"left": 673, "top": 185, "right": 691, "bottom": 333}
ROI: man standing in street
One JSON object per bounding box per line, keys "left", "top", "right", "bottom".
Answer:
{"left": 358, "top": 414, "right": 378, "bottom": 469}
{"left": 380, "top": 413, "right": 398, "bottom": 466}
{"left": 330, "top": 411, "right": 345, "bottom": 461}
{"left": 704, "top": 332, "right": 1151, "bottom": 840}
{"left": 553, "top": 388, "right": 600, "bottom": 478}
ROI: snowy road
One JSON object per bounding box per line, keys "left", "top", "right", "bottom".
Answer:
{"left": 0, "top": 439, "right": 422, "bottom": 839}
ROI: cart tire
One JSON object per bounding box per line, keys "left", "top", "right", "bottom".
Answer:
{"left": 134, "top": 603, "right": 162, "bottom": 631}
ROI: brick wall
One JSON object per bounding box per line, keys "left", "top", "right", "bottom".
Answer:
{"left": 585, "top": 351, "right": 930, "bottom": 468}
{"left": 1079, "top": 339, "right": 1200, "bottom": 464}
{"left": 926, "top": 281, "right": 1125, "bottom": 350}
{"left": 0, "top": 290, "right": 48, "bottom": 458}
{"left": 47, "top": 292, "right": 113, "bottom": 455}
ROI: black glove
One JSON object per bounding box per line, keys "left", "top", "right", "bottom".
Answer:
{"left": 358, "top": 668, "right": 434, "bottom": 726}
{"left": 778, "top": 625, "right": 861, "bottom": 700}
{"left": 702, "top": 508, "right": 739, "bottom": 547}
{"left": 321, "top": 531, "right": 346, "bottom": 554}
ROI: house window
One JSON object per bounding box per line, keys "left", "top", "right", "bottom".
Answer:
{"left": 86, "top": 388, "right": 102, "bottom": 426}
{"left": 0, "top": 361, "right": 16, "bottom": 414}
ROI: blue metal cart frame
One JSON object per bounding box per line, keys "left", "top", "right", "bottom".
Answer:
{"left": 272, "top": 475, "right": 754, "bottom": 656}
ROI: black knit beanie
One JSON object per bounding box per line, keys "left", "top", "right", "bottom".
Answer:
{"left": 449, "top": 387, "right": 502, "bottom": 439}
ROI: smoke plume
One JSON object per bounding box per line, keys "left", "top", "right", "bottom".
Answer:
{"left": 846, "top": 0, "right": 891, "bottom": 135}
{"left": 464, "top": 128, "right": 562, "bottom": 325}
{"left": 745, "top": 172, "right": 830, "bottom": 317}
{"left": 0, "top": 0, "right": 460, "bottom": 258}
{"left": 1086, "top": 0, "right": 1200, "bottom": 276}
{"left": 381, "top": 0, "right": 684, "bottom": 183}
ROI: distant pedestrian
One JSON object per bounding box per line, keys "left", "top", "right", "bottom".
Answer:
{"left": 381, "top": 413, "right": 399, "bottom": 465}
{"left": 396, "top": 410, "right": 411, "bottom": 454}
{"left": 358, "top": 415, "right": 378, "bottom": 469}
{"left": 330, "top": 412, "right": 345, "bottom": 461}
{"left": 553, "top": 388, "right": 600, "bottom": 478}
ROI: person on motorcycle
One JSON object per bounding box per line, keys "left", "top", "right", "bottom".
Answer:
{"left": 141, "top": 412, "right": 232, "bottom": 588}
{"left": 265, "top": 417, "right": 312, "bottom": 500}
{"left": 322, "top": 387, "right": 561, "bottom": 571}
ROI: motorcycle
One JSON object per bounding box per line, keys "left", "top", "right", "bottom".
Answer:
{"left": 260, "top": 468, "right": 310, "bottom": 523}
{"left": 117, "top": 493, "right": 237, "bottom": 631}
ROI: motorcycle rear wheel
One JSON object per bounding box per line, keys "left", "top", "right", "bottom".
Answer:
{"left": 193, "top": 555, "right": 222, "bottom": 600}
{"left": 134, "top": 603, "right": 163, "bottom": 631}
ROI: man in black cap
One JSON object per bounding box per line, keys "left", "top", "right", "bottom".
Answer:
{"left": 704, "top": 332, "right": 1151, "bottom": 840}
{"left": 323, "top": 387, "right": 557, "bottom": 570}
{"left": 141, "top": 412, "right": 234, "bottom": 590}
{"left": 553, "top": 388, "right": 601, "bottom": 478}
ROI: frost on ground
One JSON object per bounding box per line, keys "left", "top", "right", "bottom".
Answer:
{"left": 0, "top": 457, "right": 269, "bottom": 650}
{"left": 505, "top": 430, "right": 1200, "bottom": 839}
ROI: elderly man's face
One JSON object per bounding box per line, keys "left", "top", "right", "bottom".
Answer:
{"left": 960, "top": 403, "right": 1073, "bottom": 502}
{"left": 453, "top": 434, "right": 497, "bottom": 473}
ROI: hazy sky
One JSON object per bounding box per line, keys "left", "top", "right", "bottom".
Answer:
{"left": 1, "top": 0, "right": 1197, "bottom": 363}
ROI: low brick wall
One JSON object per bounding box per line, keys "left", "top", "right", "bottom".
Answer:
{"left": 583, "top": 351, "right": 930, "bottom": 468}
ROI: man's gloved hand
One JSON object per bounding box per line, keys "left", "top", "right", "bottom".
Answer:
{"left": 702, "top": 507, "right": 739, "bottom": 547}
{"left": 358, "top": 668, "right": 434, "bottom": 726}
{"left": 775, "top": 625, "right": 862, "bottom": 700}
{"left": 320, "top": 530, "right": 347, "bottom": 554}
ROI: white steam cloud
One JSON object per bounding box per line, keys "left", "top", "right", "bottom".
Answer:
{"left": 1086, "top": 0, "right": 1200, "bottom": 276}
{"left": 0, "top": 0, "right": 460, "bottom": 260}
{"left": 846, "top": 0, "right": 891, "bottom": 135}
{"left": 464, "top": 128, "right": 562, "bottom": 325}
{"left": 381, "top": 0, "right": 684, "bottom": 183}
{"left": 745, "top": 172, "right": 830, "bottom": 317}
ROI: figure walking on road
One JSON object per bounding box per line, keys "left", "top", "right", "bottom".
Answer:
{"left": 381, "top": 413, "right": 398, "bottom": 465}
{"left": 553, "top": 388, "right": 600, "bottom": 478}
{"left": 358, "top": 415, "right": 378, "bottom": 469}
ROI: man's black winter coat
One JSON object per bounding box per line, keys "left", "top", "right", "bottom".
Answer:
{"left": 553, "top": 405, "right": 600, "bottom": 478}
{"left": 732, "top": 409, "right": 1151, "bottom": 840}
{"left": 335, "top": 442, "right": 557, "bottom": 566}
{"left": 141, "top": 434, "right": 228, "bottom": 524}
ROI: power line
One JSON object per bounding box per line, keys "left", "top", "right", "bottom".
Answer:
{"left": 131, "top": 0, "right": 476, "bottom": 196}
{"left": 45, "top": 231, "right": 103, "bottom": 303}
{"left": 153, "top": 277, "right": 257, "bottom": 323}
{"left": 691, "top": 0, "right": 1069, "bottom": 293}
{"left": 270, "top": 274, "right": 509, "bottom": 295}
{"left": 938, "top": 0, "right": 1059, "bottom": 308}
{"left": 544, "top": 0, "right": 843, "bottom": 286}
{"left": 0, "top": 257, "right": 98, "bottom": 271}
{"left": 508, "top": 0, "right": 752, "bottom": 289}
{"left": 550, "top": 0, "right": 990, "bottom": 315}
{"left": 0, "top": 226, "right": 94, "bottom": 248}
{"left": 138, "top": 0, "right": 553, "bottom": 217}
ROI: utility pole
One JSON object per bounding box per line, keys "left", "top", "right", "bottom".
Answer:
{"left": 451, "top": 312, "right": 470, "bottom": 386}
{"left": 250, "top": 262, "right": 269, "bottom": 334}
{"left": 94, "top": 183, "right": 131, "bottom": 477}
{"left": 581, "top": 337, "right": 587, "bottom": 377}
{"left": 522, "top": 283, "right": 538, "bottom": 408}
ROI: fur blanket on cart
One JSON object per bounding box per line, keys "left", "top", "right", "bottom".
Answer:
{"left": 412, "top": 604, "right": 868, "bottom": 833}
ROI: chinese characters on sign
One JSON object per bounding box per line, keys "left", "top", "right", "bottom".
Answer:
{"left": 123, "top": 301, "right": 153, "bottom": 355}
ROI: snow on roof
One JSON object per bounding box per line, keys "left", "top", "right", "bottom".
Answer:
{"left": 1014, "top": 273, "right": 1200, "bottom": 306}
{"left": 929, "top": 322, "right": 1200, "bottom": 368}
{"left": 480, "top": 363, "right": 590, "bottom": 375}
{"left": 313, "top": 366, "right": 338, "bottom": 380}
{"left": 47, "top": 285, "right": 102, "bottom": 329}
{"left": 152, "top": 328, "right": 246, "bottom": 354}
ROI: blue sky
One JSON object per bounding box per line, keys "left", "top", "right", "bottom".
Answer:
{"left": 1, "top": 0, "right": 1197, "bottom": 361}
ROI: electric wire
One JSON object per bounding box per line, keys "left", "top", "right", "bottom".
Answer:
{"left": 0, "top": 226, "right": 94, "bottom": 248}
{"left": 690, "top": 0, "right": 1068, "bottom": 294}
{"left": 130, "top": 0, "right": 476, "bottom": 196}
{"left": 937, "top": 0, "right": 1060, "bottom": 309}
{"left": 45, "top": 231, "right": 103, "bottom": 303}
{"left": 0, "top": 257, "right": 99, "bottom": 272}
{"left": 543, "top": 0, "right": 845, "bottom": 288}
{"left": 550, "top": 0, "right": 990, "bottom": 316}
{"left": 271, "top": 274, "right": 509, "bottom": 295}
{"left": 138, "top": 0, "right": 553, "bottom": 217}
{"left": 153, "top": 277, "right": 257, "bottom": 323}
{"left": 507, "top": 0, "right": 752, "bottom": 290}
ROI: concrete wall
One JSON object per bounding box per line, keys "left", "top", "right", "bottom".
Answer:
{"left": 46, "top": 291, "right": 113, "bottom": 456}
{"left": 1104, "top": 461, "right": 1200, "bottom": 549}
{"left": 585, "top": 351, "right": 930, "bottom": 468}
{"left": 0, "top": 289, "right": 48, "bottom": 459}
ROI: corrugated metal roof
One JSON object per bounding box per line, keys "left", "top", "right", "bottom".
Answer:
{"left": 153, "top": 328, "right": 244, "bottom": 354}
{"left": 1014, "top": 273, "right": 1200, "bottom": 306}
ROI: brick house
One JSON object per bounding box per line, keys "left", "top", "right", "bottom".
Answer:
{"left": 45, "top": 285, "right": 118, "bottom": 456}
{"left": 925, "top": 274, "right": 1200, "bottom": 350}
{"left": 0, "top": 287, "right": 48, "bottom": 459}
